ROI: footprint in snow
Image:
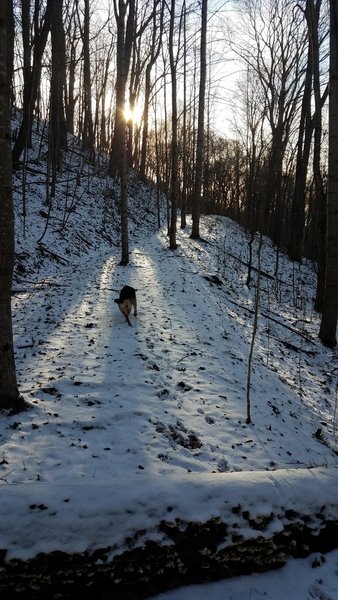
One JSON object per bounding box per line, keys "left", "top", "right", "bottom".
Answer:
{"left": 177, "top": 381, "right": 192, "bottom": 392}
{"left": 157, "top": 388, "right": 170, "bottom": 400}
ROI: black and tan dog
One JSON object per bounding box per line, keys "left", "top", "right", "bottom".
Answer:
{"left": 114, "top": 285, "right": 137, "bottom": 326}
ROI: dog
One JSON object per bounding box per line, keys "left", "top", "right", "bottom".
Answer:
{"left": 114, "top": 285, "right": 137, "bottom": 326}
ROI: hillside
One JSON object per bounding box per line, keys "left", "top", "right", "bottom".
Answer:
{"left": 1, "top": 121, "right": 338, "bottom": 599}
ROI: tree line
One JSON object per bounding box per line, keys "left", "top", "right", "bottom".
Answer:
{"left": 0, "top": 0, "right": 337, "bottom": 411}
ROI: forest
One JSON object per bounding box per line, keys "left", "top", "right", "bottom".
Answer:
{"left": 0, "top": 1, "right": 338, "bottom": 597}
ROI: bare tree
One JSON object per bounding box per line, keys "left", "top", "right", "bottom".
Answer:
{"left": 288, "top": 0, "right": 316, "bottom": 262}
{"left": 191, "top": 0, "right": 208, "bottom": 239}
{"left": 246, "top": 234, "right": 263, "bottom": 424}
{"left": 311, "top": 0, "right": 329, "bottom": 312}
{"left": 319, "top": 0, "right": 338, "bottom": 347}
{"left": 81, "top": 0, "right": 95, "bottom": 154}
{"left": 64, "top": 0, "right": 81, "bottom": 135}
{"left": 108, "top": 0, "right": 136, "bottom": 265}
{"left": 180, "top": 0, "right": 188, "bottom": 229}
{"left": 0, "top": 0, "right": 25, "bottom": 411}
{"left": 12, "top": 0, "right": 52, "bottom": 168}
{"left": 168, "top": 0, "right": 178, "bottom": 249}
{"left": 139, "top": 0, "right": 164, "bottom": 180}
{"left": 109, "top": 0, "right": 135, "bottom": 177}
{"left": 49, "top": 0, "right": 67, "bottom": 176}
{"left": 95, "top": 33, "right": 115, "bottom": 153}
{"left": 289, "top": 0, "right": 328, "bottom": 269}
{"left": 7, "top": 0, "right": 14, "bottom": 107}
{"left": 229, "top": 0, "right": 308, "bottom": 249}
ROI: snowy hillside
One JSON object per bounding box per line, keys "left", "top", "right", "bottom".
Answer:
{"left": 1, "top": 121, "right": 338, "bottom": 599}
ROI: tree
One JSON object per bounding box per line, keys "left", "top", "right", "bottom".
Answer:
{"left": 109, "top": 0, "right": 135, "bottom": 177}
{"left": 81, "top": 0, "right": 95, "bottom": 154}
{"left": 49, "top": 0, "right": 67, "bottom": 176}
{"left": 191, "top": 0, "right": 208, "bottom": 240}
{"left": 12, "top": 0, "right": 52, "bottom": 169}
{"left": 180, "top": 0, "right": 188, "bottom": 229}
{"left": 109, "top": 0, "right": 136, "bottom": 265}
{"left": 319, "top": 0, "right": 338, "bottom": 347}
{"left": 168, "top": 0, "right": 178, "bottom": 250}
{"left": 229, "top": 0, "right": 308, "bottom": 251}
{"left": 64, "top": 0, "right": 81, "bottom": 135}
{"left": 311, "top": 0, "right": 328, "bottom": 313}
{"left": 288, "top": 0, "right": 316, "bottom": 262}
{"left": 139, "top": 0, "right": 164, "bottom": 180}
{"left": 7, "top": 0, "right": 14, "bottom": 107}
{"left": 0, "top": 0, "right": 25, "bottom": 411}
{"left": 288, "top": 0, "right": 328, "bottom": 307}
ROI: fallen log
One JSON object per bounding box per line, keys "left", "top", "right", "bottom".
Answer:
{"left": 1, "top": 467, "right": 338, "bottom": 599}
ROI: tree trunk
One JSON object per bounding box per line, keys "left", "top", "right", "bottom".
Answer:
{"left": 119, "top": 137, "right": 129, "bottom": 265}
{"left": 0, "top": 0, "right": 25, "bottom": 411}
{"left": 82, "top": 0, "right": 94, "bottom": 154}
{"left": 108, "top": 0, "right": 135, "bottom": 178}
{"left": 168, "top": 0, "right": 178, "bottom": 250}
{"left": 12, "top": 1, "right": 51, "bottom": 169}
{"left": 139, "top": 63, "right": 151, "bottom": 179}
{"left": 288, "top": 1, "right": 314, "bottom": 262}
{"left": 319, "top": 0, "right": 338, "bottom": 347}
{"left": 64, "top": 0, "right": 80, "bottom": 136}
{"left": 139, "top": 0, "right": 163, "bottom": 181}
{"left": 191, "top": 0, "right": 207, "bottom": 240}
{"left": 21, "top": 0, "right": 31, "bottom": 139}
{"left": 109, "top": 0, "right": 135, "bottom": 265}
{"left": 49, "top": 0, "right": 67, "bottom": 178}
{"left": 180, "top": 1, "right": 187, "bottom": 229}
{"left": 99, "top": 42, "right": 114, "bottom": 152}
{"left": 7, "top": 0, "right": 14, "bottom": 108}
{"left": 311, "top": 0, "right": 328, "bottom": 312}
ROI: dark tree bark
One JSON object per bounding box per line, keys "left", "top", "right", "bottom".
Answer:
{"left": 139, "top": 0, "right": 163, "bottom": 181}
{"left": 64, "top": 0, "right": 80, "bottom": 135}
{"left": 119, "top": 135, "right": 129, "bottom": 265}
{"left": 81, "top": 0, "right": 94, "bottom": 154}
{"left": 288, "top": 0, "right": 314, "bottom": 262}
{"left": 12, "top": 1, "right": 52, "bottom": 169}
{"left": 126, "top": 36, "right": 141, "bottom": 169}
{"left": 311, "top": 0, "right": 328, "bottom": 312}
{"left": 319, "top": 0, "right": 338, "bottom": 347}
{"left": 191, "top": 0, "right": 207, "bottom": 240}
{"left": 99, "top": 40, "right": 114, "bottom": 152}
{"left": 108, "top": 0, "right": 135, "bottom": 178}
{"left": 7, "top": 0, "right": 14, "bottom": 107}
{"left": 49, "top": 0, "right": 67, "bottom": 178}
{"left": 21, "top": 0, "right": 31, "bottom": 113}
{"left": 0, "top": 0, "right": 25, "bottom": 411}
{"left": 109, "top": 0, "right": 136, "bottom": 265}
{"left": 180, "top": 0, "right": 187, "bottom": 229}
{"left": 168, "top": 0, "right": 178, "bottom": 250}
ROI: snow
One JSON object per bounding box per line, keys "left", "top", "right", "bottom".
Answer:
{"left": 2, "top": 121, "right": 338, "bottom": 598}
{"left": 152, "top": 551, "right": 338, "bottom": 600}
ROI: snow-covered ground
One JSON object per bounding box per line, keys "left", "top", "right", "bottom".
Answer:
{"left": 152, "top": 550, "right": 338, "bottom": 600}
{"left": 1, "top": 124, "right": 338, "bottom": 598}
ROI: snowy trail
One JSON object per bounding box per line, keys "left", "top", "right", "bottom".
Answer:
{"left": 7, "top": 223, "right": 336, "bottom": 491}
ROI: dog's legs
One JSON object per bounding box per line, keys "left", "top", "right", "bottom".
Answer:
{"left": 133, "top": 296, "right": 137, "bottom": 316}
{"left": 126, "top": 314, "right": 132, "bottom": 326}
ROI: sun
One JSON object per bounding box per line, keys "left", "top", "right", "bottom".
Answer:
{"left": 124, "top": 100, "right": 143, "bottom": 126}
